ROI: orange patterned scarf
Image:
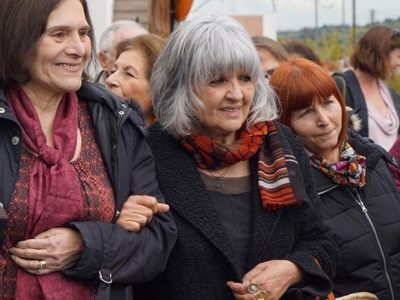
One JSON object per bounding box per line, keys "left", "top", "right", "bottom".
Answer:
{"left": 178, "top": 121, "right": 307, "bottom": 209}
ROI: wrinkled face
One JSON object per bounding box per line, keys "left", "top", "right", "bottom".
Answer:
{"left": 23, "top": 0, "right": 91, "bottom": 96}
{"left": 290, "top": 96, "right": 342, "bottom": 160}
{"left": 106, "top": 49, "right": 151, "bottom": 116}
{"left": 194, "top": 69, "right": 255, "bottom": 144}
{"left": 389, "top": 48, "right": 400, "bottom": 75}
{"left": 257, "top": 49, "right": 280, "bottom": 81}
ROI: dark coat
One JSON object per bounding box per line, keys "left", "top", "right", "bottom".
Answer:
{"left": 315, "top": 129, "right": 400, "bottom": 300}
{"left": 0, "top": 81, "right": 177, "bottom": 300}
{"left": 389, "top": 136, "right": 400, "bottom": 190}
{"left": 333, "top": 69, "right": 400, "bottom": 138}
{"left": 135, "top": 122, "right": 337, "bottom": 300}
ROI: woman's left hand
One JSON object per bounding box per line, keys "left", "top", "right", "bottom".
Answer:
{"left": 226, "top": 260, "right": 304, "bottom": 300}
{"left": 9, "top": 227, "right": 84, "bottom": 275}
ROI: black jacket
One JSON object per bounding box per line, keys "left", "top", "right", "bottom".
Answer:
{"left": 0, "top": 81, "right": 177, "bottom": 300}
{"left": 135, "top": 122, "right": 337, "bottom": 300}
{"left": 333, "top": 69, "right": 400, "bottom": 137}
{"left": 315, "top": 129, "right": 400, "bottom": 300}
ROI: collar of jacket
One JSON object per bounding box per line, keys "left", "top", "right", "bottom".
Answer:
{"left": 77, "top": 81, "right": 147, "bottom": 137}
{"left": 348, "top": 128, "right": 397, "bottom": 169}
{"left": 1, "top": 80, "right": 148, "bottom": 138}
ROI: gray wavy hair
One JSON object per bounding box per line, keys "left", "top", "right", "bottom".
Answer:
{"left": 150, "top": 14, "right": 278, "bottom": 136}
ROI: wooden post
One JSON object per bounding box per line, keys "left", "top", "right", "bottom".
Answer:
{"left": 149, "top": 0, "right": 171, "bottom": 38}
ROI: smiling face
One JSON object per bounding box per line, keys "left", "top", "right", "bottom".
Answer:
{"left": 105, "top": 49, "right": 151, "bottom": 115}
{"left": 21, "top": 0, "right": 91, "bottom": 98}
{"left": 290, "top": 96, "right": 342, "bottom": 162}
{"left": 194, "top": 70, "right": 255, "bottom": 144}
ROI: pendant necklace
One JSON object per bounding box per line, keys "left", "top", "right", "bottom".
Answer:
{"left": 210, "top": 165, "right": 232, "bottom": 192}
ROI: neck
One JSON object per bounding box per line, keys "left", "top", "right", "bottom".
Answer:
{"left": 199, "top": 160, "right": 251, "bottom": 177}
{"left": 354, "top": 69, "right": 379, "bottom": 85}
{"left": 144, "top": 114, "right": 155, "bottom": 128}
{"left": 320, "top": 146, "right": 341, "bottom": 164}
{"left": 19, "top": 83, "right": 63, "bottom": 116}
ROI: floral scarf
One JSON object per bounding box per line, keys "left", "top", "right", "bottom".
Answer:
{"left": 178, "top": 121, "right": 308, "bottom": 209}
{"left": 309, "top": 142, "right": 366, "bottom": 188}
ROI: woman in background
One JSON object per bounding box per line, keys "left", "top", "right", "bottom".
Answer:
{"left": 252, "top": 36, "right": 288, "bottom": 81}
{"left": 106, "top": 33, "right": 165, "bottom": 127}
{"left": 333, "top": 25, "right": 400, "bottom": 150}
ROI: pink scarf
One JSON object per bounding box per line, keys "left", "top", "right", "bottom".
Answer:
{"left": 6, "top": 83, "right": 91, "bottom": 299}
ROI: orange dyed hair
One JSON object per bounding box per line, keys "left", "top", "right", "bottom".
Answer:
{"left": 269, "top": 58, "right": 348, "bottom": 148}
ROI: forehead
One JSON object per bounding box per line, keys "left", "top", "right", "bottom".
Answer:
{"left": 116, "top": 50, "right": 146, "bottom": 71}
{"left": 257, "top": 50, "right": 279, "bottom": 69}
{"left": 46, "top": 0, "right": 88, "bottom": 27}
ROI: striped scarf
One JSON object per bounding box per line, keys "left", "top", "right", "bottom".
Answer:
{"left": 178, "top": 121, "right": 306, "bottom": 209}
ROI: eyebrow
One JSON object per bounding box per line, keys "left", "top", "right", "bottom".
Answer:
{"left": 46, "top": 24, "right": 91, "bottom": 32}
{"left": 115, "top": 63, "right": 139, "bottom": 74}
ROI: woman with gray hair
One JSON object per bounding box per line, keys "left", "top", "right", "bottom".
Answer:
{"left": 135, "top": 14, "right": 337, "bottom": 300}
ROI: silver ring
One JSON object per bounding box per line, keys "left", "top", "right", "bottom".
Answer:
{"left": 38, "top": 260, "right": 46, "bottom": 274}
{"left": 248, "top": 283, "right": 269, "bottom": 300}
{"left": 248, "top": 283, "right": 259, "bottom": 294}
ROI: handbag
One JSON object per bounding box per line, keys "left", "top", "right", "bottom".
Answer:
{"left": 335, "top": 292, "right": 378, "bottom": 300}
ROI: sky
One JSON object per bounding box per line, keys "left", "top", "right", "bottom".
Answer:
{"left": 190, "top": 0, "right": 400, "bottom": 31}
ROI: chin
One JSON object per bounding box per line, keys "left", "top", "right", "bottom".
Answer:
{"left": 62, "top": 81, "right": 83, "bottom": 92}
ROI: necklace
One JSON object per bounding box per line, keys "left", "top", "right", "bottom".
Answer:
{"left": 210, "top": 165, "right": 231, "bottom": 192}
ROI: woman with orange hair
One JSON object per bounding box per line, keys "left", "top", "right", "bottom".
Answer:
{"left": 270, "top": 58, "right": 400, "bottom": 300}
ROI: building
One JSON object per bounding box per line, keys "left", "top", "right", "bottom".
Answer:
{"left": 87, "top": 0, "right": 277, "bottom": 44}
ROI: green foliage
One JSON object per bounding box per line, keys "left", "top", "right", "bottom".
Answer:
{"left": 278, "top": 17, "right": 400, "bottom": 72}
{"left": 387, "top": 73, "right": 400, "bottom": 94}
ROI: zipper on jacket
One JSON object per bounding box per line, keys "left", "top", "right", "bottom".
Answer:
{"left": 318, "top": 184, "right": 339, "bottom": 196}
{"left": 112, "top": 105, "right": 130, "bottom": 218}
{"left": 349, "top": 189, "right": 395, "bottom": 300}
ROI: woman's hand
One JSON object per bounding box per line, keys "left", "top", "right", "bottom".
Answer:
{"left": 9, "top": 227, "right": 84, "bottom": 275}
{"left": 117, "top": 195, "right": 170, "bottom": 232}
{"left": 226, "top": 260, "right": 304, "bottom": 300}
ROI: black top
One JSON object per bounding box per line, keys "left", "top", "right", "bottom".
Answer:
{"left": 200, "top": 173, "right": 252, "bottom": 275}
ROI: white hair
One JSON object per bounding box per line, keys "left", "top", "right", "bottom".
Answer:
{"left": 150, "top": 14, "right": 278, "bottom": 136}
{"left": 98, "top": 20, "right": 148, "bottom": 54}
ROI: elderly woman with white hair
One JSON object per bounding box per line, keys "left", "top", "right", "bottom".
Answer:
{"left": 136, "top": 15, "right": 337, "bottom": 300}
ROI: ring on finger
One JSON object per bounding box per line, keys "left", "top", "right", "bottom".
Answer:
{"left": 38, "top": 259, "right": 46, "bottom": 274}
{"left": 248, "top": 282, "right": 268, "bottom": 300}
{"left": 247, "top": 283, "right": 259, "bottom": 294}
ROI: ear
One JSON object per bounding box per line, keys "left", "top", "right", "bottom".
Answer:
{"left": 98, "top": 51, "right": 108, "bottom": 71}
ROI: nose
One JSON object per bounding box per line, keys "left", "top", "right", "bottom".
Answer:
{"left": 226, "top": 78, "right": 243, "bottom": 101}
{"left": 65, "top": 32, "right": 87, "bottom": 57}
{"left": 105, "top": 72, "right": 120, "bottom": 89}
{"left": 316, "top": 108, "right": 330, "bottom": 127}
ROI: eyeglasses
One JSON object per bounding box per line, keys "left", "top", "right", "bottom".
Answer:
{"left": 264, "top": 68, "right": 275, "bottom": 79}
